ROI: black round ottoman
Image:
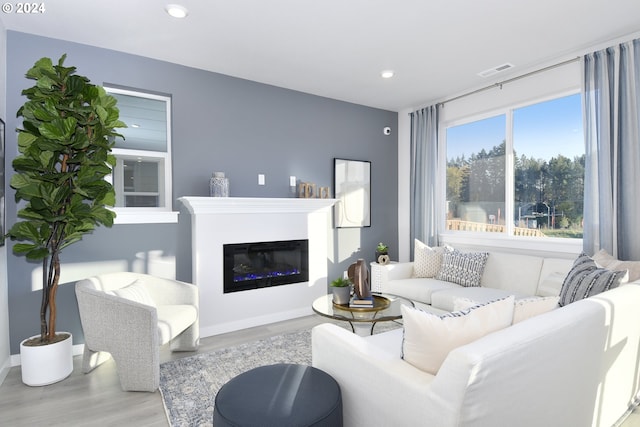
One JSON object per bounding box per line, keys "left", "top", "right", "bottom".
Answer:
{"left": 213, "top": 363, "right": 342, "bottom": 427}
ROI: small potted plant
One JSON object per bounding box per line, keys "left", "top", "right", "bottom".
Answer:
{"left": 375, "top": 242, "right": 389, "bottom": 264}
{"left": 330, "top": 277, "right": 352, "bottom": 305}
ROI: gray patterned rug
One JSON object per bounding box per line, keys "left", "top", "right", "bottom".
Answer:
{"left": 159, "top": 329, "right": 313, "bottom": 427}
{"left": 159, "top": 322, "right": 401, "bottom": 427}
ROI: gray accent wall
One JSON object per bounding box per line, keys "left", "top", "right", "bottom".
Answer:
{"left": 5, "top": 31, "right": 398, "bottom": 353}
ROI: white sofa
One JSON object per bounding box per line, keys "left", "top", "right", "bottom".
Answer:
{"left": 312, "top": 250, "right": 640, "bottom": 426}
{"left": 377, "top": 250, "right": 575, "bottom": 313}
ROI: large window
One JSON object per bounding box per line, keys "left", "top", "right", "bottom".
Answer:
{"left": 105, "top": 87, "right": 176, "bottom": 224}
{"left": 445, "top": 93, "right": 584, "bottom": 239}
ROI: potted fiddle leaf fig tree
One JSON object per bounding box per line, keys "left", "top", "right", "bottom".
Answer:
{"left": 6, "top": 55, "right": 125, "bottom": 386}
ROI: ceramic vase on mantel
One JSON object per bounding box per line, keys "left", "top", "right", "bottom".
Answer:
{"left": 210, "top": 172, "right": 229, "bottom": 197}
{"left": 20, "top": 332, "right": 73, "bottom": 386}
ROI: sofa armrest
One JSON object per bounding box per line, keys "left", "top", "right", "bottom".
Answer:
{"left": 386, "top": 262, "right": 415, "bottom": 280}
{"left": 312, "top": 323, "right": 434, "bottom": 427}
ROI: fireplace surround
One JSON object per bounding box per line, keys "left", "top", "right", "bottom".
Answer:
{"left": 179, "top": 197, "right": 336, "bottom": 337}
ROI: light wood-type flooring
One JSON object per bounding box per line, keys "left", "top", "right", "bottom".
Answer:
{"left": 0, "top": 314, "right": 638, "bottom": 426}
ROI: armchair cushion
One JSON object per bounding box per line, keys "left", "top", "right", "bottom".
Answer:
{"left": 110, "top": 279, "right": 156, "bottom": 307}
{"left": 157, "top": 305, "right": 198, "bottom": 345}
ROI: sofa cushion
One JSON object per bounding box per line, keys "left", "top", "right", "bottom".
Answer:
{"left": 592, "top": 249, "right": 640, "bottom": 282}
{"left": 558, "top": 253, "right": 626, "bottom": 306}
{"left": 431, "top": 287, "right": 529, "bottom": 312}
{"left": 454, "top": 295, "right": 559, "bottom": 324}
{"left": 413, "top": 239, "right": 448, "bottom": 278}
{"left": 111, "top": 280, "right": 156, "bottom": 308}
{"left": 401, "top": 296, "right": 515, "bottom": 375}
{"left": 436, "top": 250, "right": 489, "bottom": 287}
{"left": 385, "top": 278, "right": 460, "bottom": 305}
{"left": 480, "top": 252, "right": 544, "bottom": 295}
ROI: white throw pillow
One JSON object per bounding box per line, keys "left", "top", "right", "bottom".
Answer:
{"left": 592, "top": 249, "right": 639, "bottom": 281}
{"left": 453, "top": 296, "right": 559, "bottom": 324}
{"left": 112, "top": 280, "right": 156, "bottom": 308}
{"left": 413, "top": 239, "right": 448, "bottom": 278}
{"left": 401, "top": 295, "right": 515, "bottom": 375}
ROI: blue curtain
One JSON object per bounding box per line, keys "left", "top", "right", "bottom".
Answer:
{"left": 583, "top": 38, "right": 640, "bottom": 260}
{"left": 410, "top": 105, "right": 440, "bottom": 254}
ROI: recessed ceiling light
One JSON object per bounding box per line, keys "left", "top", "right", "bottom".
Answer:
{"left": 381, "top": 70, "right": 395, "bottom": 79}
{"left": 165, "top": 4, "right": 188, "bottom": 19}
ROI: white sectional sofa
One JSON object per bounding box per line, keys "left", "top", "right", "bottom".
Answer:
{"left": 377, "top": 250, "right": 574, "bottom": 313}
{"left": 312, "top": 248, "right": 640, "bottom": 426}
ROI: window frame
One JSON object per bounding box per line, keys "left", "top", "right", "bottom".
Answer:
{"left": 104, "top": 86, "right": 178, "bottom": 224}
{"left": 439, "top": 89, "right": 583, "bottom": 253}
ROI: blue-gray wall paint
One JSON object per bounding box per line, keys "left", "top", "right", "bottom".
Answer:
{"left": 5, "top": 31, "right": 398, "bottom": 353}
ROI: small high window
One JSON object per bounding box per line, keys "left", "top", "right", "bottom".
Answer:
{"left": 105, "top": 87, "right": 177, "bottom": 224}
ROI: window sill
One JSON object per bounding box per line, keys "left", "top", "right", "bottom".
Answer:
{"left": 111, "top": 209, "right": 179, "bottom": 224}
{"left": 439, "top": 231, "right": 582, "bottom": 259}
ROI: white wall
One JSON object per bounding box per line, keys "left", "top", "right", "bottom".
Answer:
{"left": 0, "top": 17, "right": 10, "bottom": 385}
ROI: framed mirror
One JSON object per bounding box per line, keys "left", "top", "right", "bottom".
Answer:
{"left": 334, "top": 158, "right": 371, "bottom": 228}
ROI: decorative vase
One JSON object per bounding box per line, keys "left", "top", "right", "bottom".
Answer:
{"left": 332, "top": 286, "right": 351, "bottom": 305}
{"left": 375, "top": 250, "right": 389, "bottom": 264}
{"left": 348, "top": 259, "right": 371, "bottom": 300}
{"left": 210, "top": 172, "right": 229, "bottom": 197}
{"left": 20, "top": 332, "right": 73, "bottom": 386}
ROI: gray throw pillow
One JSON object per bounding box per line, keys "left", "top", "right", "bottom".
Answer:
{"left": 558, "top": 253, "right": 626, "bottom": 306}
{"left": 436, "top": 250, "right": 489, "bottom": 287}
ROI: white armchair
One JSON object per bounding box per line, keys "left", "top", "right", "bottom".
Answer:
{"left": 75, "top": 272, "right": 199, "bottom": 392}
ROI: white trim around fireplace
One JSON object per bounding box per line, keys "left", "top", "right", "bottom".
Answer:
{"left": 179, "top": 197, "right": 337, "bottom": 337}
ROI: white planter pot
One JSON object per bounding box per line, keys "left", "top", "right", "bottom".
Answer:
{"left": 20, "top": 332, "right": 73, "bottom": 386}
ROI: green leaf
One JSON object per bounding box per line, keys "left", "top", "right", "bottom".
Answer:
{"left": 17, "top": 132, "right": 38, "bottom": 150}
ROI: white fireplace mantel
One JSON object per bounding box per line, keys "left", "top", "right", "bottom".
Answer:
{"left": 179, "top": 196, "right": 337, "bottom": 337}
{"left": 179, "top": 196, "right": 337, "bottom": 215}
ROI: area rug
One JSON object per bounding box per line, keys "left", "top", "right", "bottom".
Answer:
{"left": 159, "top": 322, "right": 401, "bottom": 427}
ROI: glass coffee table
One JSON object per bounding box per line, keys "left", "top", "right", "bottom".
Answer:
{"left": 312, "top": 293, "right": 414, "bottom": 335}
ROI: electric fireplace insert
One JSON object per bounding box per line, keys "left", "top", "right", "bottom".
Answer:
{"left": 223, "top": 239, "right": 309, "bottom": 293}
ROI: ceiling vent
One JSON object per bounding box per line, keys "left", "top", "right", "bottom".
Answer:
{"left": 477, "top": 63, "right": 514, "bottom": 78}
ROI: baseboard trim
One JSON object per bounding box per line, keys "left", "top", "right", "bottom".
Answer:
{"left": 200, "top": 307, "right": 313, "bottom": 338}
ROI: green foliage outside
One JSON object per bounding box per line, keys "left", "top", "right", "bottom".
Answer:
{"left": 447, "top": 141, "right": 585, "bottom": 237}
{"left": 6, "top": 55, "right": 126, "bottom": 344}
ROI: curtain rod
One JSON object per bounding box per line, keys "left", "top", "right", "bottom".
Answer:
{"left": 436, "top": 56, "right": 581, "bottom": 107}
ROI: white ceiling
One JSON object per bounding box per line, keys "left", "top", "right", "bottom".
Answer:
{"left": 2, "top": 0, "right": 639, "bottom": 112}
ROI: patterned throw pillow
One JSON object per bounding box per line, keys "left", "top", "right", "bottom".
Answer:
{"left": 401, "top": 296, "right": 515, "bottom": 374}
{"left": 413, "top": 239, "right": 448, "bottom": 278}
{"left": 558, "top": 253, "right": 626, "bottom": 306}
{"left": 436, "top": 250, "right": 489, "bottom": 287}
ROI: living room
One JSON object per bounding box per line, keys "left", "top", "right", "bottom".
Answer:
{"left": 0, "top": 1, "right": 639, "bottom": 425}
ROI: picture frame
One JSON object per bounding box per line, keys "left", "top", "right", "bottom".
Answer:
{"left": 0, "top": 118, "right": 4, "bottom": 246}
{"left": 333, "top": 158, "right": 371, "bottom": 228}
